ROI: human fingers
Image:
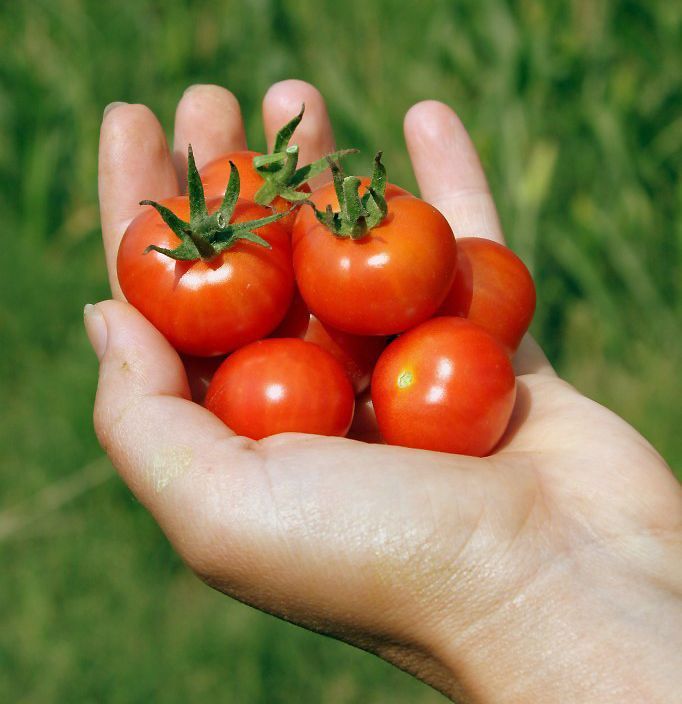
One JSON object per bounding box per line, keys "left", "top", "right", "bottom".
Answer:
{"left": 262, "top": 79, "right": 336, "bottom": 190}
{"left": 404, "top": 100, "right": 504, "bottom": 243}
{"left": 173, "top": 84, "right": 247, "bottom": 189}
{"left": 99, "top": 104, "right": 179, "bottom": 299}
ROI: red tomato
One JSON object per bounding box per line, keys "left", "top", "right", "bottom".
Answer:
{"left": 371, "top": 317, "right": 516, "bottom": 456}
{"left": 200, "top": 151, "right": 308, "bottom": 231}
{"left": 438, "top": 237, "right": 535, "bottom": 354}
{"left": 292, "top": 179, "right": 457, "bottom": 335}
{"left": 205, "top": 338, "right": 355, "bottom": 439}
{"left": 117, "top": 196, "right": 294, "bottom": 356}
{"left": 272, "top": 290, "right": 386, "bottom": 393}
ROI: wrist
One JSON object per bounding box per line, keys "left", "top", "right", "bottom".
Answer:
{"left": 428, "top": 537, "right": 682, "bottom": 703}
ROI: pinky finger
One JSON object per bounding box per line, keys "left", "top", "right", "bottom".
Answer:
{"left": 404, "top": 100, "right": 504, "bottom": 244}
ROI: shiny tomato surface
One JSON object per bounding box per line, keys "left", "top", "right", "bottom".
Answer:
{"left": 117, "top": 196, "right": 294, "bottom": 356}
{"left": 371, "top": 317, "right": 516, "bottom": 457}
{"left": 200, "top": 151, "right": 307, "bottom": 231}
{"left": 292, "top": 179, "right": 457, "bottom": 335}
{"left": 438, "top": 237, "right": 535, "bottom": 354}
{"left": 205, "top": 338, "right": 355, "bottom": 439}
{"left": 272, "top": 290, "right": 386, "bottom": 393}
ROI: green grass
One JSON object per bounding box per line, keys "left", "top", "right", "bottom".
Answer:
{"left": 1, "top": 0, "right": 680, "bottom": 701}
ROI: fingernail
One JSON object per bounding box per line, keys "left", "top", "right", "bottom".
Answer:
{"left": 84, "top": 304, "right": 108, "bottom": 361}
{"left": 103, "top": 101, "right": 127, "bottom": 118}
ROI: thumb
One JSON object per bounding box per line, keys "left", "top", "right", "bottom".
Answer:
{"left": 83, "top": 300, "right": 256, "bottom": 552}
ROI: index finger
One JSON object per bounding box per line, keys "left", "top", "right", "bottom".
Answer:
{"left": 98, "top": 103, "right": 179, "bottom": 298}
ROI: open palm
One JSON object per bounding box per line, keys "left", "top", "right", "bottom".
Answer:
{"left": 90, "top": 81, "right": 681, "bottom": 702}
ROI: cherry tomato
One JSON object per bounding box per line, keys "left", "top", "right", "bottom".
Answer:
{"left": 205, "top": 338, "right": 355, "bottom": 439}
{"left": 438, "top": 237, "right": 535, "bottom": 355}
{"left": 200, "top": 151, "right": 308, "bottom": 231}
{"left": 292, "top": 178, "right": 457, "bottom": 335}
{"left": 371, "top": 317, "right": 516, "bottom": 456}
{"left": 272, "top": 290, "right": 387, "bottom": 393}
{"left": 117, "top": 196, "right": 294, "bottom": 356}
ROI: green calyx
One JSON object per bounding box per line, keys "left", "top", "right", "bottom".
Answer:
{"left": 141, "top": 145, "right": 291, "bottom": 262}
{"left": 312, "top": 151, "right": 388, "bottom": 239}
{"left": 252, "top": 104, "right": 357, "bottom": 206}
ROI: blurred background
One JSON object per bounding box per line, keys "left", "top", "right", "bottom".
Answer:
{"left": 1, "top": 0, "right": 680, "bottom": 701}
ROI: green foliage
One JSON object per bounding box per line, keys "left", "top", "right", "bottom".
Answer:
{"left": 0, "top": 0, "right": 680, "bottom": 700}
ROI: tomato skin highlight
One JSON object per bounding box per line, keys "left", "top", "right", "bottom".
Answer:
{"left": 117, "top": 196, "right": 294, "bottom": 357}
{"left": 272, "top": 289, "right": 387, "bottom": 394}
{"left": 292, "top": 179, "right": 457, "bottom": 336}
{"left": 200, "top": 151, "right": 308, "bottom": 231}
{"left": 205, "top": 338, "right": 355, "bottom": 440}
{"left": 371, "top": 317, "right": 516, "bottom": 457}
{"left": 438, "top": 237, "right": 536, "bottom": 355}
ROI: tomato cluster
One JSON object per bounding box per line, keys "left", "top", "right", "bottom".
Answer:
{"left": 117, "top": 108, "right": 535, "bottom": 456}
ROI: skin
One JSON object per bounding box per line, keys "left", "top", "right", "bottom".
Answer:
{"left": 205, "top": 338, "right": 355, "bottom": 440}
{"left": 91, "top": 81, "right": 682, "bottom": 702}
{"left": 293, "top": 179, "right": 457, "bottom": 335}
{"left": 371, "top": 317, "right": 516, "bottom": 456}
{"left": 438, "top": 237, "right": 536, "bottom": 355}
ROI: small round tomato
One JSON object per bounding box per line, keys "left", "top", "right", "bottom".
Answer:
{"left": 292, "top": 152, "right": 457, "bottom": 335}
{"left": 272, "top": 290, "right": 387, "bottom": 393}
{"left": 117, "top": 196, "right": 294, "bottom": 357}
{"left": 205, "top": 338, "right": 355, "bottom": 439}
{"left": 200, "top": 151, "right": 304, "bottom": 231}
{"left": 438, "top": 237, "right": 535, "bottom": 355}
{"left": 371, "top": 317, "right": 516, "bottom": 456}
{"left": 293, "top": 174, "right": 457, "bottom": 336}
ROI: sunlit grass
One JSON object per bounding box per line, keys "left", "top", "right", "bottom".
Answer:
{"left": 1, "top": 0, "right": 680, "bottom": 700}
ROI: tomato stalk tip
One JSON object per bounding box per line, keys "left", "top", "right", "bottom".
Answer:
{"left": 312, "top": 152, "right": 388, "bottom": 239}
{"left": 142, "top": 145, "right": 291, "bottom": 262}
{"left": 252, "top": 104, "right": 357, "bottom": 207}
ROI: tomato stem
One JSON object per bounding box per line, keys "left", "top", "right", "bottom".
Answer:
{"left": 310, "top": 152, "right": 389, "bottom": 239}
{"left": 252, "top": 104, "right": 357, "bottom": 206}
{"left": 142, "top": 145, "right": 291, "bottom": 262}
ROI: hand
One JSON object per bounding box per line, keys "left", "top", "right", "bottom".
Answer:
{"left": 88, "top": 81, "right": 682, "bottom": 703}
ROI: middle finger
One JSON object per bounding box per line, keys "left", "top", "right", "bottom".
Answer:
{"left": 173, "top": 84, "right": 248, "bottom": 190}
{"left": 262, "top": 80, "right": 337, "bottom": 191}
